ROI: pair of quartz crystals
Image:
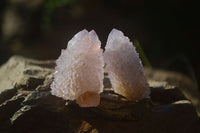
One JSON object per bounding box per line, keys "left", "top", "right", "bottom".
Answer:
{"left": 51, "top": 28, "right": 150, "bottom": 107}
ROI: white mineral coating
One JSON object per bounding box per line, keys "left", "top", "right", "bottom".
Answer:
{"left": 51, "top": 29, "right": 104, "bottom": 107}
{"left": 104, "top": 29, "right": 150, "bottom": 101}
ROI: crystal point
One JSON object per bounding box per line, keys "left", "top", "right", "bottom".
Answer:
{"left": 104, "top": 29, "right": 150, "bottom": 101}
{"left": 51, "top": 29, "right": 104, "bottom": 107}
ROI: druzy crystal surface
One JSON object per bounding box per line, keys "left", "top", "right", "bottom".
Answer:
{"left": 51, "top": 29, "right": 104, "bottom": 107}
{"left": 104, "top": 29, "right": 150, "bottom": 101}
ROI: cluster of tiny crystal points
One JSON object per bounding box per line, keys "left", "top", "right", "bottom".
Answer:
{"left": 104, "top": 29, "right": 150, "bottom": 101}
{"left": 51, "top": 29, "right": 150, "bottom": 107}
{"left": 51, "top": 30, "right": 104, "bottom": 107}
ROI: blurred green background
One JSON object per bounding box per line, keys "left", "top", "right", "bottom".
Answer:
{"left": 0, "top": 0, "right": 199, "bottom": 89}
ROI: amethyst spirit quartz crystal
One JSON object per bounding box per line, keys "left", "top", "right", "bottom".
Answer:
{"left": 51, "top": 29, "right": 150, "bottom": 107}
{"left": 51, "top": 30, "right": 104, "bottom": 107}
{"left": 104, "top": 29, "right": 150, "bottom": 101}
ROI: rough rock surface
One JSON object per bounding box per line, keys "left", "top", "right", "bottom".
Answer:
{"left": 0, "top": 56, "right": 200, "bottom": 133}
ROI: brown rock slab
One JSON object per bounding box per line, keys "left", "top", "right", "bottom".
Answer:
{"left": 0, "top": 55, "right": 199, "bottom": 133}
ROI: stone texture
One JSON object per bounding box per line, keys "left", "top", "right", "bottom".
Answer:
{"left": 51, "top": 30, "right": 104, "bottom": 107}
{"left": 0, "top": 56, "right": 24, "bottom": 93}
{"left": 0, "top": 56, "right": 200, "bottom": 133}
{"left": 145, "top": 68, "right": 200, "bottom": 117}
{"left": 104, "top": 29, "right": 150, "bottom": 101}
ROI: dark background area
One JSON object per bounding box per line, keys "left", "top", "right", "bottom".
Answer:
{"left": 0, "top": 0, "right": 199, "bottom": 90}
